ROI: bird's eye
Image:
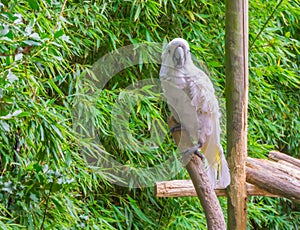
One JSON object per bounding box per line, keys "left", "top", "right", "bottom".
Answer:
{"left": 167, "top": 49, "right": 170, "bottom": 53}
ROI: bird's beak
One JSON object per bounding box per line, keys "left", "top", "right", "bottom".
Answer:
{"left": 173, "top": 46, "right": 185, "bottom": 68}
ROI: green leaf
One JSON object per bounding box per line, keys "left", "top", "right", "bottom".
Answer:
{"left": 2, "top": 181, "right": 14, "bottom": 194}
{"left": 0, "top": 121, "right": 10, "bottom": 131}
{"left": 51, "top": 124, "right": 63, "bottom": 139}
{"left": 28, "top": 0, "right": 39, "bottom": 10}
{"left": 0, "top": 109, "right": 22, "bottom": 119}
{"left": 23, "top": 40, "right": 41, "bottom": 46}
{"left": 134, "top": 5, "right": 141, "bottom": 22}
{"left": 30, "top": 193, "right": 39, "bottom": 203}
{"left": 6, "top": 70, "right": 18, "bottom": 83}
{"left": 54, "top": 30, "right": 64, "bottom": 39}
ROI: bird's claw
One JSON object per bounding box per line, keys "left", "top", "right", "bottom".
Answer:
{"left": 181, "top": 144, "right": 203, "bottom": 165}
{"left": 194, "top": 149, "right": 204, "bottom": 160}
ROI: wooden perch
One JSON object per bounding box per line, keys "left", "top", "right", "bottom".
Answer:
{"left": 155, "top": 151, "right": 300, "bottom": 204}
{"left": 246, "top": 157, "right": 300, "bottom": 204}
{"left": 252, "top": 158, "right": 300, "bottom": 181}
{"left": 155, "top": 180, "right": 279, "bottom": 198}
{"left": 167, "top": 117, "right": 226, "bottom": 230}
{"left": 269, "top": 151, "right": 300, "bottom": 169}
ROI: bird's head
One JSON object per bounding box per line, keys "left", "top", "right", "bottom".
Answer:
{"left": 159, "top": 38, "right": 192, "bottom": 78}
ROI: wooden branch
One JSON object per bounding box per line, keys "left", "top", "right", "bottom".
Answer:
{"left": 167, "top": 117, "right": 226, "bottom": 230}
{"left": 155, "top": 180, "right": 279, "bottom": 198}
{"left": 156, "top": 156, "right": 300, "bottom": 203}
{"left": 269, "top": 151, "right": 300, "bottom": 169}
{"left": 274, "top": 159, "right": 300, "bottom": 171}
{"left": 246, "top": 158, "right": 300, "bottom": 204}
{"left": 248, "top": 158, "right": 300, "bottom": 181}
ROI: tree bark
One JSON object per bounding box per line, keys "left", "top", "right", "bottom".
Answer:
{"left": 269, "top": 151, "right": 300, "bottom": 169}
{"left": 225, "top": 0, "right": 249, "bottom": 229}
{"left": 248, "top": 157, "right": 300, "bottom": 181}
{"left": 246, "top": 158, "right": 300, "bottom": 203}
{"left": 155, "top": 180, "right": 279, "bottom": 198}
{"left": 155, "top": 156, "right": 300, "bottom": 203}
{"left": 167, "top": 117, "right": 226, "bottom": 230}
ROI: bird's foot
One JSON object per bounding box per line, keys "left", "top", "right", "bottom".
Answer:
{"left": 181, "top": 144, "right": 203, "bottom": 165}
{"left": 194, "top": 149, "right": 204, "bottom": 160}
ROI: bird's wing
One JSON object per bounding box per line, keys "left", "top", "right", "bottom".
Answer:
{"left": 188, "top": 70, "right": 218, "bottom": 145}
{"left": 188, "top": 71, "right": 230, "bottom": 187}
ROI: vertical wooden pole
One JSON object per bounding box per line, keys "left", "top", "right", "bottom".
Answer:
{"left": 225, "top": 0, "right": 248, "bottom": 229}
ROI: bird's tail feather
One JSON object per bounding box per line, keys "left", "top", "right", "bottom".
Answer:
{"left": 207, "top": 166, "right": 217, "bottom": 188}
{"left": 218, "top": 154, "right": 231, "bottom": 188}
{"left": 202, "top": 114, "right": 231, "bottom": 188}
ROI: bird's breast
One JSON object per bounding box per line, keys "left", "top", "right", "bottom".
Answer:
{"left": 171, "top": 76, "right": 188, "bottom": 89}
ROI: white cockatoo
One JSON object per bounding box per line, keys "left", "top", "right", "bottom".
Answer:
{"left": 159, "top": 38, "right": 230, "bottom": 188}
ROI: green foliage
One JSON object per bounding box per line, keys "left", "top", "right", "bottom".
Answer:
{"left": 248, "top": 0, "right": 300, "bottom": 158}
{"left": 248, "top": 197, "right": 300, "bottom": 230}
{"left": 0, "top": 0, "right": 299, "bottom": 229}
